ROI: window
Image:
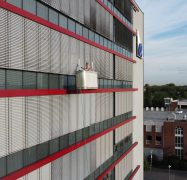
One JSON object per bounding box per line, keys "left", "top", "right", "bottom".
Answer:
{"left": 76, "top": 23, "right": 83, "bottom": 36}
{"left": 69, "top": 132, "right": 76, "bottom": 145}
{"left": 23, "top": 146, "right": 37, "bottom": 166}
{"left": 23, "top": 71, "right": 37, "bottom": 89}
{"left": 37, "top": 2, "right": 48, "bottom": 20}
{"left": 0, "top": 69, "right": 5, "bottom": 89}
{"left": 0, "top": 156, "right": 6, "bottom": 178}
{"left": 49, "top": 138, "right": 59, "bottom": 154}
{"left": 37, "top": 73, "right": 48, "bottom": 89}
{"left": 67, "top": 76, "right": 75, "bottom": 90}
{"left": 60, "top": 134, "right": 69, "bottom": 150}
{"left": 89, "top": 30, "right": 95, "bottom": 41}
{"left": 83, "top": 27, "right": 89, "bottom": 39}
{"left": 37, "top": 142, "right": 49, "bottom": 160}
{"left": 7, "top": 0, "right": 22, "bottom": 8}
{"left": 100, "top": 36, "right": 104, "bottom": 46}
{"left": 95, "top": 34, "right": 100, "bottom": 44}
{"left": 76, "top": 129, "right": 83, "bottom": 142}
{"left": 68, "top": 19, "right": 76, "bottom": 33}
{"left": 49, "top": 74, "right": 59, "bottom": 89}
{"left": 7, "top": 151, "right": 23, "bottom": 174}
{"left": 59, "top": 14, "right": 68, "bottom": 29}
{"left": 146, "top": 135, "right": 152, "bottom": 144}
{"left": 156, "top": 136, "right": 162, "bottom": 145}
{"left": 49, "top": 9, "right": 58, "bottom": 25}
{"left": 6, "top": 70, "right": 22, "bottom": 89}
{"left": 23, "top": 0, "right": 36, "bottom": 14}
{"left": 104, "top": 38, "right": 108, "bottom": 47}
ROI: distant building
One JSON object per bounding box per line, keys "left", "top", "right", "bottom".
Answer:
{"left": 144, "top": 110, "right": 187, "bottom": 160}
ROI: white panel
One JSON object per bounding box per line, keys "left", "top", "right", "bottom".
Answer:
{"left": 84, "top": 94, "right": 91, "bottom": 127}
{"left": 69, "top": 95, "right": 77, "bottom": 132}
{"left": 0, "top": 9, "right": 8, "bottom": 68}
{"left": 24, "top": 19, "right": 38, "bottom": 71}
{"left": 62, "top": 153, "right": 71, "bottom": 180}
{"left": 52, "top": 96, "right": 60, "bottom": 138}
{"left": 0, "top": 98, "right": 8, "bottom": 157}
{"left": 84, "top": 144, "right": 91, "bottom": 177}
{"left": 60, "top": 34, "right": 69, "bottom": 74}
{"left": 38, "top": 25, "right": 50, "bottom": 72}
{"left": 62, "top": 96, "right": 69, "bottom": 134}
{"left": 60, "top": 0, "right": 70, "bottom": 15}
{"left": 90, "top": 94, "right": 96, "bottom": 124}
{"left": 40, "top": 163, "right": 51, "bottom": 180}
{"left": 9, "top": 13, "right": 23, "bottom": 69}
{"left": 39, "top": 96, "right": 50, "bottom": 143}
{"left": 52, "top": 158, "right": 62, "bottom": 180}
{"left": 77, "top": 95, "right": 84, "bottom": 129}
{"left": 70, "top": 151, "right": 77, "bottom": 180}
{"left": 70, "top": 0, "right": 77, "bottom": 19}
{"left": 77, "top": 147, "right": 84, "bottom": 180}
{"left": 100, "top": 94, "right": 105, "bottom": 122}
{"left": 51, "top": 30, "right": 61, "bottom": 73}
{"left": 95, "top": 94, "right": 101, "bottom": 123}
{"left": 78, "top": 0, "right": 84, "bottom": 24}
{"left": 9, "top": 97, "right": 25, "bottom": 153}
{"left": 69, "top": 38, "right": 78, "bottom": 75}
{"left": 25, "top": 168, "right": 39, "bottom": 180}
{"left": 26, "top": 96, "right": 39, "bottom": 148}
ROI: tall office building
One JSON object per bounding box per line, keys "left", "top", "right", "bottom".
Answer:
{"left": 0, "top": 0, "right": 143, "bottom": 179}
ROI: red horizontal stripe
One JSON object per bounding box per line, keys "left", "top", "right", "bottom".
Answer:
{"left": 96, "top": 0, "right": 136, "bottom": 35}
{"left": 0, "top": 88, "right": 138, "bottom": 98}
{"left": 1, "top": 116, "right": 136, "bottom": 180}
{"left": 0, "top": 1, "right": 136, "bottom": 63}
{"left": 129, "top": 165, "right": 140, "bottom": 180}
{"left": 97, "top": 142, "right": 138, "bottom": 180}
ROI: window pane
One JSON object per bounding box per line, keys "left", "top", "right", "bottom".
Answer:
{"left": 6, "top": 70, "right": 22, "bottom": 89}
{"left": 60, "top": 134, "right": 69, "bottom": 150}
{"left": 7, "top": 0, "right": 22, "bottom": 8}
{"left": 68, "top": 19, "right": 75, "bottom": 32}
{"left": 23, "top": 71, "right": 37, "bottom": 89}
{"left": 76, "top": 129, "right": 83, "bottom": 142}
{"left": 100, "top": 36, "right": 104, "bottom": 46}
{"left": 37, "top": 2, "right": 48, "bottom": 20}
{"left": 49, "top": 9, "right": 58, "bottom": 25}
{"left": 69, "top": 132, "right": 76, "bottom": 145}
{"left": 23, "top": 0, "right": 36, "bottom": 14}
{"left": 7, "top": 151, "right": 23, "bottom": 174}
{"left": 83, "top": 27, "right": 89, "bottom": 39}
{"left": 37, "top": 73, "right": 48, "bottom": 89}
{"left": 89, "top": 30, "right": 94, "bottom": 41}
{"left": 0, "top": 156, "right": 6, "bottom": 178}
{"left": 49, "top": 74, "right": 59, "bottom": 89}
{"left": 59, "top": 14, "right": 67, "bottom": 29}
{"left": 37, "top": 142, "right": 49, "bottom": 160}
{"left": 68, "top": 76, "right": 75, "bottom": 90}
{"left": 76, "top": 23, "right": 83, "bottom": 36}
{"left": 23, "top": 146, "right": 37, "bottom": 166}
{"left": 49, "top": 138, "right": 59, "bottom": 154}
{"left": 104, "top": 38, "right": 108, "bottom": 47}
{"left": 95, "top": 34, "right": 100, "bottom": 44}
{"left": 0, "top": 69, "right": 5, "bottom": 89}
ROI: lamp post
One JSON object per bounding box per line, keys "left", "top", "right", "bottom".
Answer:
{"left": 150, "top": 150, "right": 153, "bottom": 171}
{"left": 168, "top": 165, "right": 171, "bottom": 180}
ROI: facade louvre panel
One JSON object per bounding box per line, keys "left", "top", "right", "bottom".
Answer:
{"left": 50, "top": 30, "right": 61, "bottom": 73}
{"left": 77, "top": 95, "right": 84, "bottom": 130}
{"left": 84, "top": 0, "right": 91, "bottom": 26}
{"left": 39, "top": 163, "right": 51, "bottom": 180}
{"left": 99, "top": 50, "right": 105, "bottom": 78}
{"left": 70, "top": 0, "right": 78, "bottom": 20}
{"left": 51, "top": 96, "right": 60, "bottom": 139}
{"left": 62, "top": 96, "right": 69, "bottom": 135}
{"left": 38, "top": 25, "right": 50, "bottom": 72}
{"left": 90, "top": 94, "right": 96, "bottom": 124}
{"left": 0, "top": 9, "right": 8, "bottom": 68}
{"left": 84, "top": 144, "right": 91, "bottom": 177}
{"left": 77, "top": 147, "right": 85, "bottom": 179}
{"left": 62, "top": 153, "right": 71, "bottom": 180}
{"left": 9, "top": 13, "right": 24, "bottom": 69}
{"left": 69, "top": 38, "right": 78, "bottom": 75}
{"left": 95, "top": 94, "right": 101, "bottom": 123}
{"left": 60, "top": 34, "right": 69, "bottom": 74}
{"left": 9, "top": 97, "right": 25, "bottom": 153}
{"left": 24, "top": 19, "right": 39, "bottom": 71}
{"left": 69, "top": 95, "right": 78, "bottom": 132}
{"left": 26, "top": 97, "right": 39, "bottom": 148}
{"left": 60, "top": 0, "right": 70, "bottom": 15}
{"left": 0, "top": 98, "right": 8, "bottom": 157}
{"left": 52, "top": 158, "right": 62, "bottom": 180}
{"left": 39, "top": 96, "right": 51, "bottom": 143}
{"left": 78, "top": 0, "right": 84, "bottom": 24}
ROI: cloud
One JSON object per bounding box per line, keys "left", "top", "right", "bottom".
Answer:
{"left": 136, "top": 0, "right": 187, "bottom": 85}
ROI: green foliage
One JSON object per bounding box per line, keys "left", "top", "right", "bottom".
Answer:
{"left": 144, "top": 84, "right": 187, "bottom": 107}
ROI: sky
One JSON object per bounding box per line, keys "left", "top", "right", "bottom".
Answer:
{"left": 136, "top": 0, "right": 187, "bottom": 85}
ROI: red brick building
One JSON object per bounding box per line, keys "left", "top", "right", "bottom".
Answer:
{"left": 144, "top": 120, "right": 187, "bottom": 160}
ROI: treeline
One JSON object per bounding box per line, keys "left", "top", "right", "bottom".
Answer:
{"left": 144, "top": 83, "right": 187, "bottom": 108}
